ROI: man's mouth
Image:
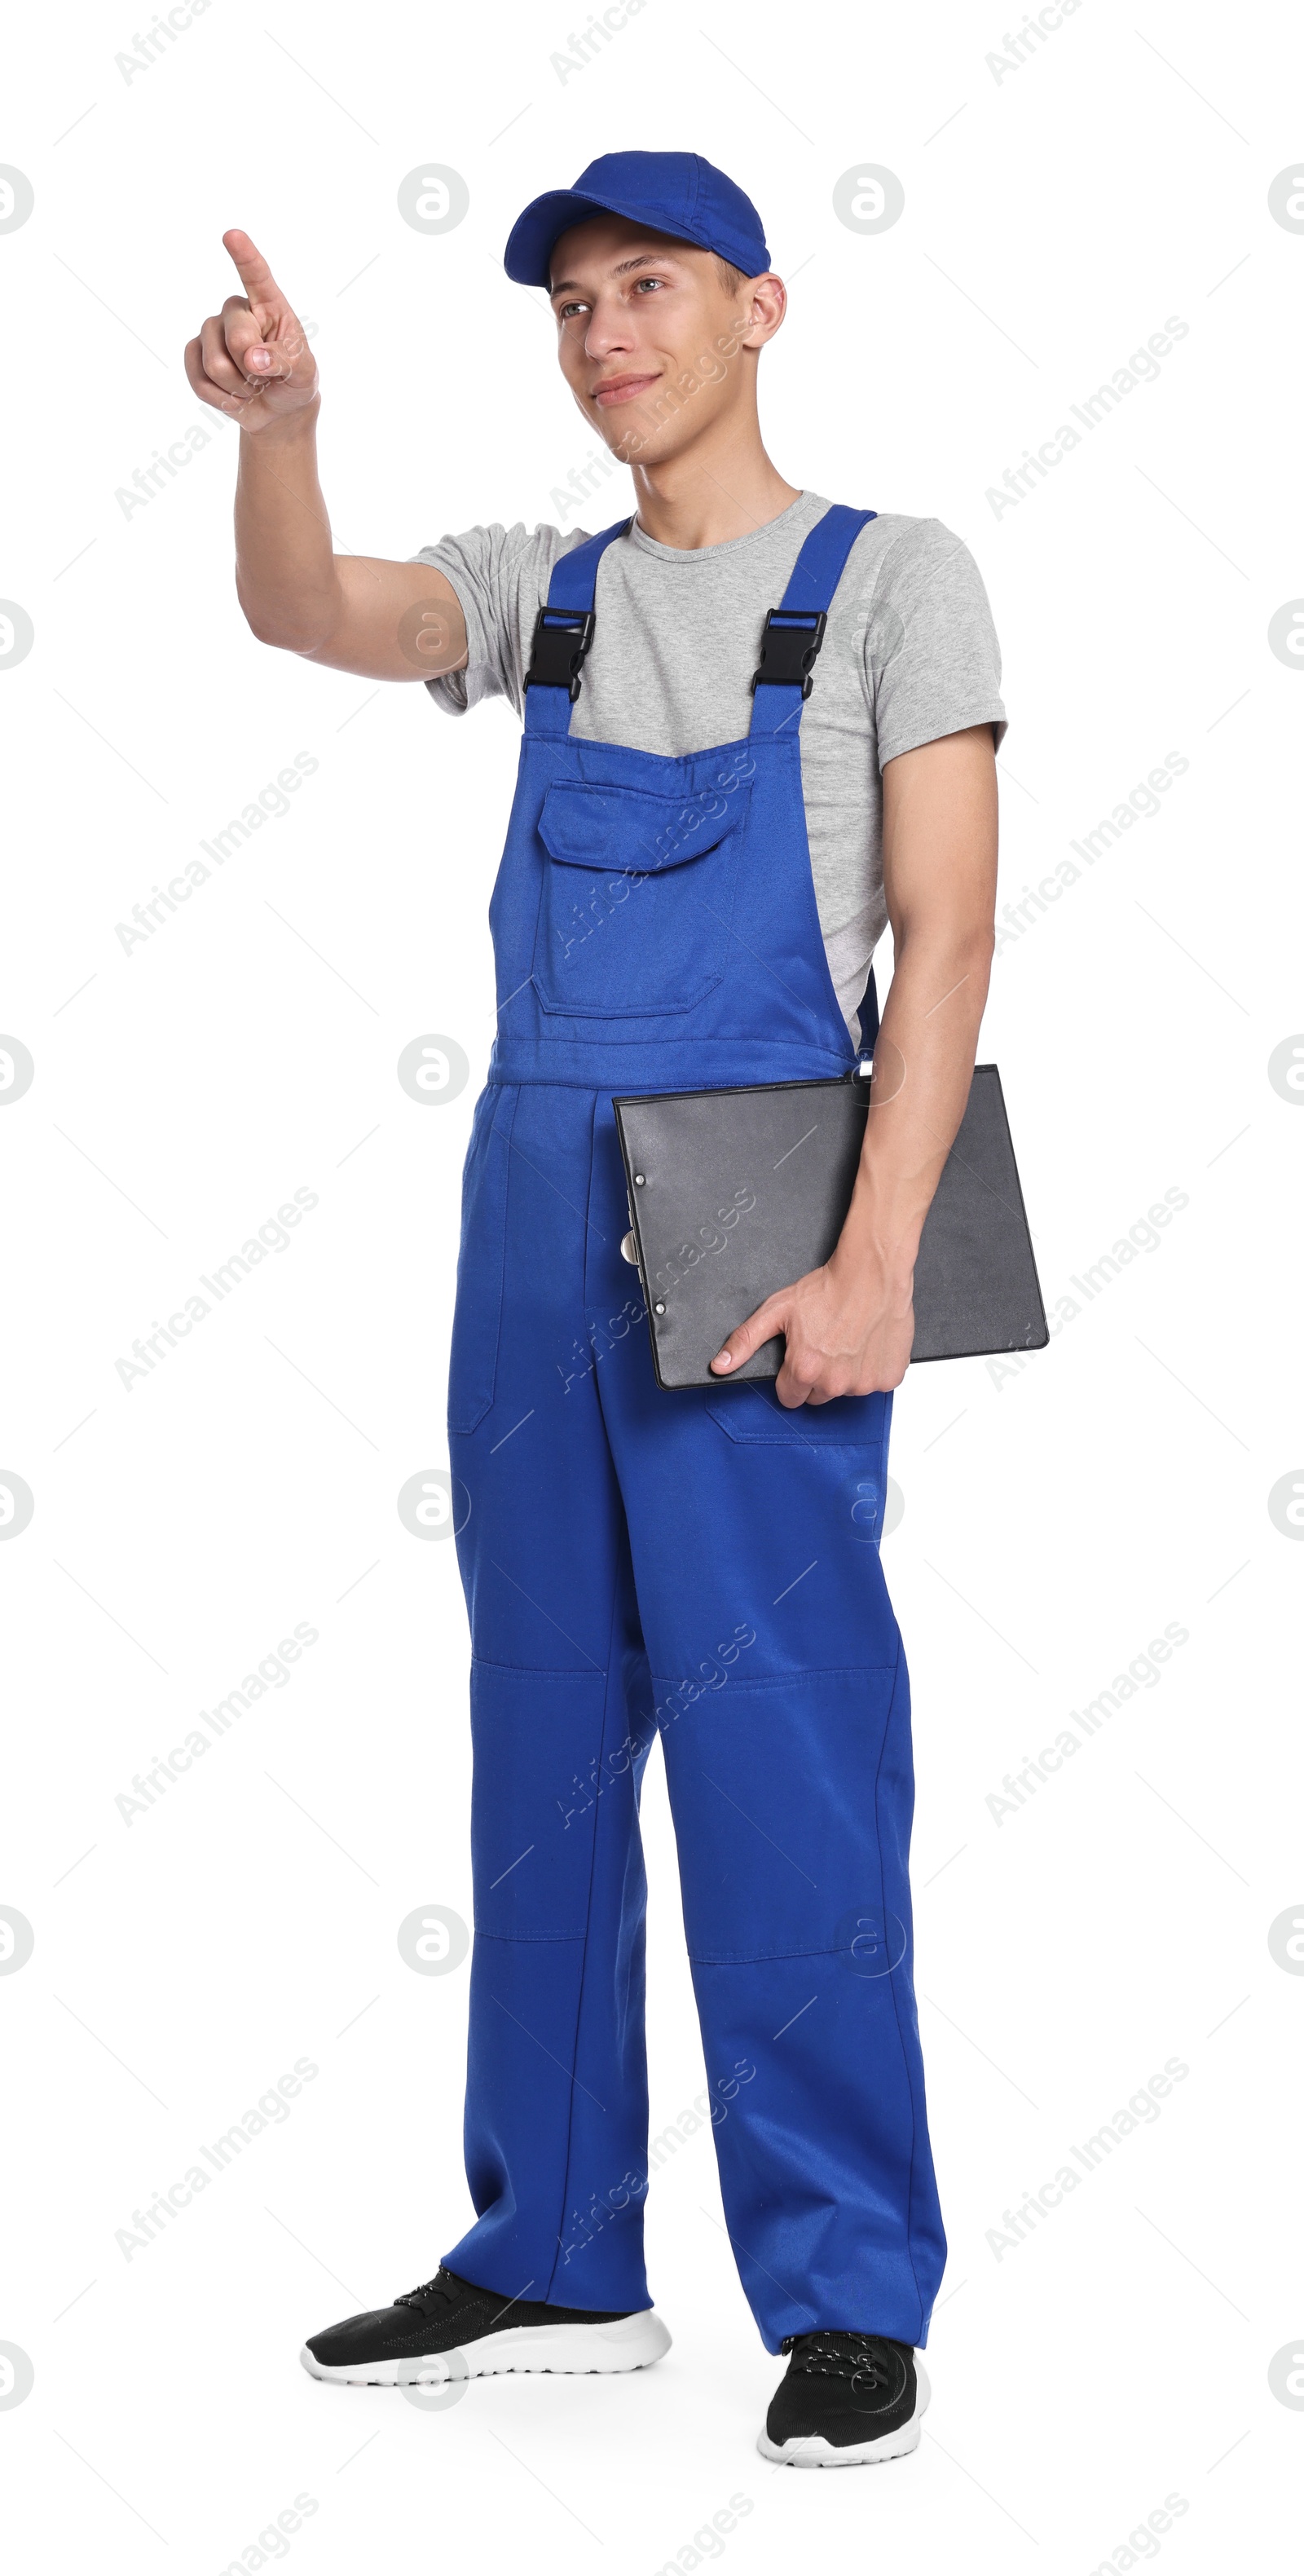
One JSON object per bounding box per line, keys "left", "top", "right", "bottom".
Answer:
{"left": 591, "top": 372, "right": 660, "bottom": 408}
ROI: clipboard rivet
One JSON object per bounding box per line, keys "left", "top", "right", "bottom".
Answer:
{"left": 634, "top": 1173, "right": 645, "bottom": 1185}
{"left": 654, "top": 1301, "right": 665, "bottom": 1314}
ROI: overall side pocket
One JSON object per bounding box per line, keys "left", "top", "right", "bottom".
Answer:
{"left": 447, "top": 1084, "right": 518, "bottom": 1436}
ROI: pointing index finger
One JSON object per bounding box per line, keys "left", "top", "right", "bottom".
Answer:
{"left": 222, "top": 227, "right": 285, "bottom": 318}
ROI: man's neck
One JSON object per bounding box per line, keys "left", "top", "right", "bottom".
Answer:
{"left": 626, "top": 428, "right": 800, "bottom": 551}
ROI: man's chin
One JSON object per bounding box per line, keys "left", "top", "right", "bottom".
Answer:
{"left": 595, "top": 412, "right": 686, "bottom": 469}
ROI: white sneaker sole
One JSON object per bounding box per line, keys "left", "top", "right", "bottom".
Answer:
{"left": 300, "top": 2308, "right": 672, "bottom": 2386}
{"left": 756, "top": 2358, "right": 931, "bottom": 2468}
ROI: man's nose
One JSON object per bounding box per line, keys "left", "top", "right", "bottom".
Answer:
{"left": 584, "top": 299, "right": 636, "bottom": 358}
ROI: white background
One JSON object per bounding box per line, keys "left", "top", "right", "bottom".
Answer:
{"left": 2, "top": 0, "right": 1302, "bottom": 2568}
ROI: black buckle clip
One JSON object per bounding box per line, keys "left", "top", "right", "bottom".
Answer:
{"left": 750, "top": 607, "right": 827, "bottom": 698}
{"left": 524, "top": 606, "right": 596, "bottom": 700}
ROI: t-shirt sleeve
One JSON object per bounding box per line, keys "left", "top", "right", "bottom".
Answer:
{"left": 409, "top": 521, "right": 588, "bottom": 717}
{"left": 866, "top": 518, "right": 1008, "bottom": 768}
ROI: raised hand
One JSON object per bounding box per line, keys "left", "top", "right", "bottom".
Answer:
{"left": 183, "top": 229, "right": 318, "bottom": 434}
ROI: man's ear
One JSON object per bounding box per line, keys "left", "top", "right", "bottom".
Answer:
{"left": 737, "top": 274, "right": 786, "bottom": 349}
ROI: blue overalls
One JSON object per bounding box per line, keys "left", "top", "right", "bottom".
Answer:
{"left": 440, "top": 504, "right": 945, "bottom": 2353}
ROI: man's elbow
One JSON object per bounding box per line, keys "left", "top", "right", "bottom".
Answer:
{"left": 236, "top": 598, "right": 305, "bottom": 654}
{"left": 945, "top": 925, "right": 994, "bottom": 1025}
{"left": 966, "top": 920, "right": 997, "bottom": 984}
{"left": 235, "top": 577, "right": 337, "bottom": 657}
{"left": 896, "top": 914, "right": 995, "bottom": 999}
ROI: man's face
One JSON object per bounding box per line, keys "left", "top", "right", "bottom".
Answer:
{"left": 547, "top": 214, "right": 777, "bottom": 464}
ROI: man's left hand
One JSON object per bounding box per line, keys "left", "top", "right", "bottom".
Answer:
{"left": 708, "top": 1251, "right": 914, "bottom": 1405}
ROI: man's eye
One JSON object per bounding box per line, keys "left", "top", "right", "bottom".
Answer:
{"left": 632, "top": 276, "right": 665, "bottom": 293}
{"left": 557, "top": 301, "right": 587, "bottom": 321}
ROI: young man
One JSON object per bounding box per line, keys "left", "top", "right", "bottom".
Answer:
{"left": 186, "top": 151, "right": 1004, "bottom": 2468}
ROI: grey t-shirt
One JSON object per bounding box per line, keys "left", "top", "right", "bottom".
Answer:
{"left": 415, "top": 491, "right": 1007, "bottom": 1039}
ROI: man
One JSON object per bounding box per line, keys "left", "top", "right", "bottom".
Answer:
{"left": 186, "top": 150, "right": 1003, "bottom": 2467}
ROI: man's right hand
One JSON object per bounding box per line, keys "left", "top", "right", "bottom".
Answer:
{"left": 184, "top": 229, "right": 319, "bottom": 434}
{"left": 189, "top": 227, "right": 467, "bottom": 681}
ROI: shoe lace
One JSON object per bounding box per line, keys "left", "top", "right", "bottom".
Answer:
{"left": 781, "top": 2330, "right": 899, "bottom": 2390}
{"left": 395, "top": 2268, "right": 462, "bottom": 2318}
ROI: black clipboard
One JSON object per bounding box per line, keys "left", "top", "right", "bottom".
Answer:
{"left": 613, "top": 1063, "right": 1048, "bottom": 1390}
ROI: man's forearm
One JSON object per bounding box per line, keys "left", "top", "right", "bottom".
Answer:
{"left": 234, "top": 404, "right": 342, "bottom": 652}
{"left": 833, "top": 925, "right": 993, "bottom": 1295}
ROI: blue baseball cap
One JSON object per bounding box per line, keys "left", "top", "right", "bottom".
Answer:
{"left": 504, "top": 150, "right": 770, "bottom": 288}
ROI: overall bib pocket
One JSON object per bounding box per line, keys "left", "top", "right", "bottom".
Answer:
{"left": 532, "top": 777, "right": 751, "bottom": 1018}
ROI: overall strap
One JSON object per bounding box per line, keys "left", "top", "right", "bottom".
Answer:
{"left": 748, "top": 503, "right": 877, "bottom": 738}
{"left": 522, "top": 518, "right": 632, "bottom": 738}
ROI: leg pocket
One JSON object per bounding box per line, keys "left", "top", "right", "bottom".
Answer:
{"left": 661, "top": 1663, "right": 903, "bottom": 1964}
{"left": 705, "top": 1382, "right": 892, "bottom": 1449}
{"left": 447, "top": 1085, "right": 518, "bottom": 1436}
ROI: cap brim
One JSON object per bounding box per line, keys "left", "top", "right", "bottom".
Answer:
{"left": 504, "top": 187, "right": 708, "bottom": 287}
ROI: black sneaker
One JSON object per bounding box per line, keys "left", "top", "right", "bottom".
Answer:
{"left": 300, "top": 2265, "right": 672, "bottom": 2386}
{"left": 758, "top": 2331, "right": 929, "bottom": 2467}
